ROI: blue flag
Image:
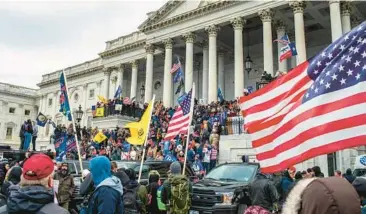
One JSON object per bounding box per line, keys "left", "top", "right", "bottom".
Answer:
{"left": 173, "top": 69, "right": 183, "bottom": 83}
{"left": 218, "top": 87, "right": 224, "bottom": 102}
{"left": 36, "top": 112, "right": 47, "bottom": 127}
{"left": 59, "top": 73, "right": 72, "bottom": 121}
{"left": 114, "top": 85, "right": 122, "bottom": 98}
{"left": 164, "top": 153, "right": 177, "bottom": 162}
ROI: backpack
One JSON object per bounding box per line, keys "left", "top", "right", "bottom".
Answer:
{"left": 123, "top": 184, "right": 142, "bottom": 213}
{"left": 156, "top": 185, "right": 166, "bottom": 211}
{"left": 169, "top": 175, "right": 191, "bottom": 214}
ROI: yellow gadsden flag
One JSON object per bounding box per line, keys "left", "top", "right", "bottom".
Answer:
{"left": 125, "top": 100, "right": 153, "bottom": 145}
{"left": 97, "top": 95, "right": 108, "bottom": 104}
{"left": 93, "top": 132, "right": 107, "bottom": 143}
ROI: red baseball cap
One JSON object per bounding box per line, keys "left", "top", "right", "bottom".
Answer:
{"left": 23, "top": 154, "right": 54, "bottom": 180}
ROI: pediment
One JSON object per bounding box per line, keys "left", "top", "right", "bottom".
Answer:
{"left": 139, "top": 0, "right": 222, "bottom": 30}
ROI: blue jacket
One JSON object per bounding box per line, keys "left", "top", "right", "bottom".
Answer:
{"left": 87, "top": 176, "right": 124, "bottom": 214}
{"left": 280, "top": 177, "right": 293, "bottom": 196}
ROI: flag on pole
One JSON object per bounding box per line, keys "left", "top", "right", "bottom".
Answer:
{"left": 165, "top": 89, "right": 192, "bottom": 141}
{"left": 173, "top": 69, "right": 183, "bottom": 83}
{"left": 240, "top": 21, "right": 366, "bottom": 173}
{"left": 170, "top": 57, "right": 181, "bottom": 74}
{"left": 59, "top": 73, "right": 72, "bottom": 121}
{"left": 114, "top": 85, "right": 122, "bottom": 98}
{"left": 125, "top": 100, "right": 153, "bottom": 145}
{"left": 218, "top": 87, "right": 224, "bottom": 102}
{"left": 274, "top": 34, "right": 297, "bottom": 62}
{"left": 175, "top": 79, "right": 184, "bottom": 95}
{"left": 36, "top": 112, "right": 48, "bottom": 127}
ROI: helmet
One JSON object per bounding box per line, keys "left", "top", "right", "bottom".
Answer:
{"left": 352, "top": 177, "right": 366, "bottom": 196}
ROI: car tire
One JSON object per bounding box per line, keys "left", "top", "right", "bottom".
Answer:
{"left": 237, "top": 204, "right": 248, "bottom": 214}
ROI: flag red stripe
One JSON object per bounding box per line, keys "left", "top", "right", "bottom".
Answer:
{"left": 164, "top": 107, "right": 190, "bottom": 141}
{"left": 167, "top": 117, "right": 190, "bottom": 129}
{"left": 239, "top": 62, "right": 308, "bottom": 105}
{"left": 257, "top": 114, "right": 366, "bottom": 161}
{"left": 261, "top": 135, "right": 366, "bottom": 173}
{"left": 252, "top": 92, "right": 366, "bottom": 148}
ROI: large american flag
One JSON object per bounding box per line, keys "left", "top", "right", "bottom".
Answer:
{"left": 164, "top": 90, "right": 192, "bottom": 141}
{"left": 240, "top": 21, "right": 366, "bottom": 173}
{"left": 170, "top": 57, "right": 182, "bottom": 74}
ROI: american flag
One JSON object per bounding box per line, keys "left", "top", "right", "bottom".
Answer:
{"left": 240, "top": 21, "right": 366, "bottom": 173}
{"left": 164, "top": 89, "right": 192, "bottom": 141}
{"left": 123, "top": 97, "right": 130, "bottom": 104}
{"left": 170, "top": 57, "right": 181, "bottom": 74}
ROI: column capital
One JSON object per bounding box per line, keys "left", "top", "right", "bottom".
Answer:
{"left": 289, "top": 1, "right": 306, "bottom": 14}
{"left": 351, "top": 16, "right": 361, "bottom": 27}
{"left": 118, "top": 64, "right": 125, "bottom": 71}
{"left": 218, "top": 50, "right": 225, "bottom": 57}
{"left": 205, "top": 25, "right": 220, "bottom": 37}
{"left": 341, "top": 1, "right": 352, "bottom": 16}
{"left": 130, "top": 60, "right": 139, "bottom": 69}
{"left": 182, "top": 32, "right": 195, "bottom": 43}
{"left": 199, "top": 40, "right": 208, "bottom": 49}
{"left": 274, "top": 20, "right": 286, "bottom": 32}
{"left": 103, "top": 67, "right": 112, "bottom": 75}
{"left": 163, "top": 38, "right": 174, "bottom": 49}
{"left": 259, "top": 9, "right": 274, "bottom": 23}
{"left": 231, "top": 17, "right": 245, "bottom": 30}
{"left": 329, "top": 0, "right": 340, "bottom": 5}
{"left": 144, "top": 44, "right": 155, "bottom": 54}
{"left": 111, "top": 76, "right": 118, "bottom": 83}
{"left": 288, "top": 31, "right": 295, "bottom": 41}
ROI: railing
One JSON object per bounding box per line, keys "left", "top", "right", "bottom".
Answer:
{"left": 223, "top": 116, "right": 245, "bottom": 135}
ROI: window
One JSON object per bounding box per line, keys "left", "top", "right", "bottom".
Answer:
{"left": 89, "top": 89, "right": 95, "bottom": 99}
{"left": 24, "top": 110, "right": 30, "bottom": 116}
{"left": 9, "top": 108, "right": 15, "bottom": 113}
{"left": 6, "top": 128, "right": 12, "bottom": 140}
{"left": 48, "top": 98, "right": 53, "bottom": 107}
{"left": 74, "top": 93, "right": 79, "bottom": 101}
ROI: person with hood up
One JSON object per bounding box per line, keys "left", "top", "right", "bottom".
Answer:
{"left": 282, "top": 177, "right": 360, "bottom": 214}
{"left": 344, "top": 168, "right": 356, "bottom": 184}
{"left": 311, "top": 166, "right": 324, "bottom": 178}
{"left": 54, "top": 163, "right": 75, "bottom": 210}
{"left": 7, "top": 153, "right": 69, "bottom": 214}
{"left": 124, "top": 168, "right": 148, "bottom": 214}
{"left": 87, "top": 156, "right": 123, "bottom": 214}
{"left": 146, "top": 170, "right": 165, "bottom": 214}
{"left": 352, "top": 177, "right": 366, "bottom": 214}
{"left": 1, "top": 166, "right": 22, "bottom": 198}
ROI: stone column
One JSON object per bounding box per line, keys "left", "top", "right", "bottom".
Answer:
{"left": 163, "top": 38, "right": 173, "bottom": 107}
{"left": 275, "top": 20, "right": 288, "bottom": 72}
{"left": 83, "top": 84, "right": 88, "bottom": 113}
{"left": 130, "top": 60, "right": 139, "bottom": 100}
{"left": 231, "top": 17, "right": 245, "bottom": 98}
{"left": 341, "top": 2, "right": 351, "bottom": 34}
{"left": 118, "top": 65, "right": 124, "bottom": 96}
{"left": 103, "top": 69, "right": 111, "bottom": 99}
{"left": 144, "top": 44, "right": 155, "bottom": 103}
{"left": 183, "top": 32, "right": 195, "bottom": 92}
{"left": 218, "top": 49, "right": 225, "bottom": 94}
{"left": 289, "top": 1, "right": 307, "bottom": 65}
{"left": 206, "top": 25, "right": 219, "bottom": 103}
{"left": 201, "top": 41, "right": 209, "bottom": 104}
{"left": 259, "top": 9, "right": 274, "bottom": 76}
{"left": 329, "top": 1, "right": 343, "bottom": 42}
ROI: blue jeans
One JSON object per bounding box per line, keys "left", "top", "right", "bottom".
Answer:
{"left": 210, "top": 160, "right": 217, "bottom": 170}
{"left": 203, "top": 162, "right": 210, "bottom": 173}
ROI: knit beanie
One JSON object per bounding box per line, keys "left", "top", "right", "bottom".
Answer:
{"left": 170, "top": 161, "right": 181, "bottom": 175}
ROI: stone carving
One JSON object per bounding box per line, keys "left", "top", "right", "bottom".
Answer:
{"left": 182, "top": 32, "right": 195, "bottom": 43}
{"left": 103, "top": 67, "right": 112, "bottom": 75}
{"left": 111, "top": 76, "right": 118, "bottom": 83}
{"left": 205, "top": 25, "right": 220, "bottom": 37}
{"left": 163, "top": 38, "right": 174, "bottom": 49}
{"left": 144, "top": 44, "right": 155, "bottom": 54}
{"left": 274, "top": 20, "right": 286, "bottom": 32}
{"left": 231, "top": 17, "right": 245, "bottom": 30}
{"left": 289, "top": 1, "right": 306, "bottom": 14}
{"left": 341, "top": 2, "right": 351, "bottom": 16}
{"left": 351, "top": 16, "right": 361, "bottom": 28}
{"left": 258, "top": 9, "right": 274, "bottom": 22}
{"left": 130, "top": 60, "right": 139, "bottom": 68}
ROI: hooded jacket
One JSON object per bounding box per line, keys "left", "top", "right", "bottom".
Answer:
{"left": 87, "top": 156, "right": 124, "bottom": 214}
{"left": 282, "top": 177, "right": 360, "bottom": 214}
{"left": 7, "top": 185, "right": 69, "bottom": 214}
{"left": 1, "top": 167, "right": 22, "bottom": 198}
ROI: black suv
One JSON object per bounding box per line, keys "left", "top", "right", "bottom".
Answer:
{"left": 115, "top": 160, "right": 198, "bottom": 185}
{"left": 190, "top": 162, "right": 259, "bottom": 214}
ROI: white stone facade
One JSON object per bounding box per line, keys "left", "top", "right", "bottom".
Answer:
{"left": 1, "top": 0, "right": 365, "bottom": 173}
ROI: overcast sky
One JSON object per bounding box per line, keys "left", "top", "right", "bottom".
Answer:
{"left": 0, "top": 0, "right": 168, "bottom": 89}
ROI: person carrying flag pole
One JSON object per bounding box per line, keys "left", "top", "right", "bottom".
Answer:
{"left": 182, "top": 83, "right": 195, "bottom": 175}
{"left": 59, "top": 70, "right": 84, "bottom": 179}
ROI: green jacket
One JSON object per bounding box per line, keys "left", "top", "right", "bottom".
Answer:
{"left": 54, "top": 172, "right": 75, "bottom": 204}
{"left": 137, "top": 184, "right": 148, "bottom": 214}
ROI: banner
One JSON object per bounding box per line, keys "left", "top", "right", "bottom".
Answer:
{"left": 115, "top": 104, "right": 122, "bottom": 111}
{"left": 95, "top": 107, "right": 104, "bottom": 117}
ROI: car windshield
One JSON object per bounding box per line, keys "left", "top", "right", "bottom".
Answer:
{"left": 205, "top": 164, "right": 257, "bottom": 182}
{"left": 76, "top": 162, "right": 90, "bottom": 172}
{"left": 116, "top": 162, "right": 140, "bottom": 170}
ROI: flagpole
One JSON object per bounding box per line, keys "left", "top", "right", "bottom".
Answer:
{"left": 138, "top": 94, "right": 156, "bottom": 183}
{"left": 61, "top": 70, "right": 84, "bottom": 179}
{"left": 183, "top": 83, "right": 195, "bottom": 175}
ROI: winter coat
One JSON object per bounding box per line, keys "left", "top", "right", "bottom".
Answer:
{"left": 282, "top": 177, "right": 360, "bottom": 214}
{"left": 1, "top": 167, "right": 21, "bottom": 198}
{"left": 248, "top": 173, "right": 279, "bottom": 212}
{"left": 87, "top": 176, "right": 124, "bottom": 214}
{"left": 124, "top": 180, "right": 148, "bottom": 214}
{"left": 54, "top": 172, "right": 75, "bottom": 204}
{"left": 7, "top": 185, "right": 69, "bottom": 214}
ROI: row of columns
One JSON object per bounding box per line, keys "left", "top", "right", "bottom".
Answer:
{"left": 101, "top": 1, "right": 357, "bottom": 106}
